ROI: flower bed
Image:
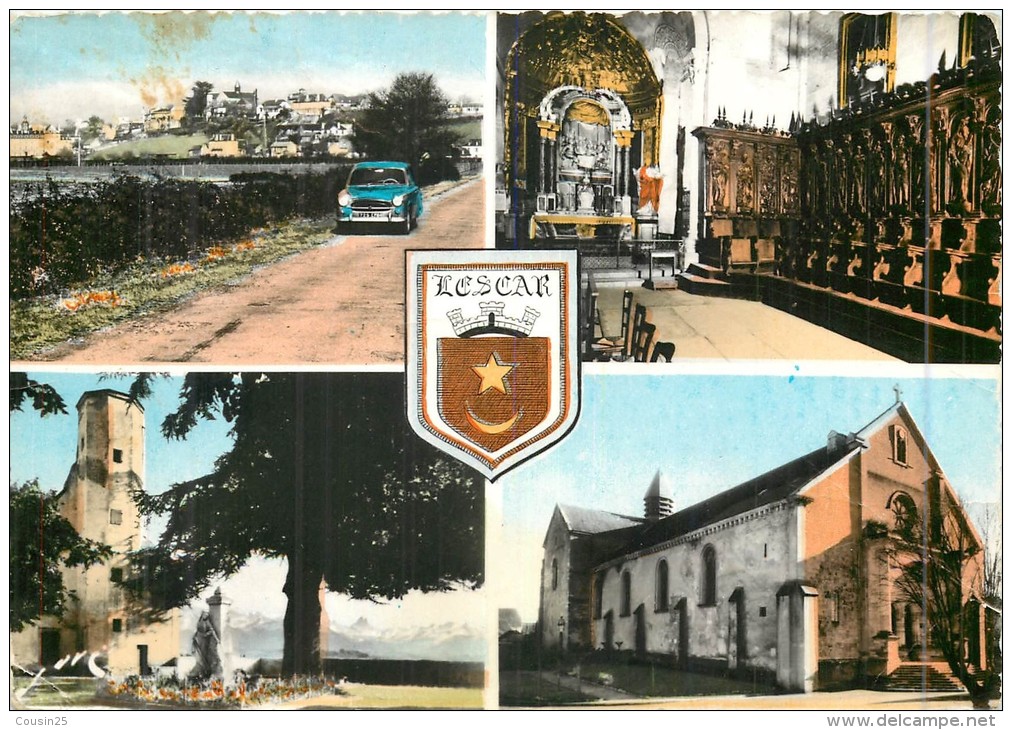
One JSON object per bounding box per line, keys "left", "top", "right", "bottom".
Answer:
{"left": 60, "top": 290, "right": 124, "bottom": 312}
{"left": 103, "top": 675, "right": 345, "bottom": 708}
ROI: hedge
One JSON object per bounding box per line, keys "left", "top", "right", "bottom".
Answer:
{"left": 10, "top": 167, "right": 351, "bottom": 299}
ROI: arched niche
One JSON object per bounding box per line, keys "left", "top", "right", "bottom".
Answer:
{"left": 504, "top": 12, "right": 662, "bottom": 202}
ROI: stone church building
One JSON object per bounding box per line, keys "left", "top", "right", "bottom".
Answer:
{"left": 12, "top": 390, "right": 180, "bottom": 676}
{"left": 539, "top": 401, "right": 988, "bottom": 691}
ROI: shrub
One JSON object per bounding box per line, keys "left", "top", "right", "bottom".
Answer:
{"left": 10, "top": 167, "right": 351, "bottom": 299}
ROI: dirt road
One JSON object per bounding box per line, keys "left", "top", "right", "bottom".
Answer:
{"left": 36, "top": 179, "right": 485, "bottom": 366}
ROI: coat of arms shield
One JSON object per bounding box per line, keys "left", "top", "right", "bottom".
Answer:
{"left": 406, "top": 250, "right": 580, "bottom": 480}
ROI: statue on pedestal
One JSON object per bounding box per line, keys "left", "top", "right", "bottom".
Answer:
{"left": 189, "top": 610, "right": 224, "bottom": 681}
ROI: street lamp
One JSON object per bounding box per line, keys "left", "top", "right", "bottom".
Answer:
{"left": 557, "top": 616, "right": 566, "bottom": 689}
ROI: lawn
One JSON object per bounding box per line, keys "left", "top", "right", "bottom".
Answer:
{"left": 284, "top": 683, "right": 484, "bottom": 709}
{"left": 11, "top": 677, "right": 105, "bottom": 708}
{"left": 91, "top": 133, "right": 209, "bottom": 160}
{"left": 573, "top": 657, "right": 778, "bottom": 698}
{"left": 499, "top": 671, "right": 592, "bottom": 707}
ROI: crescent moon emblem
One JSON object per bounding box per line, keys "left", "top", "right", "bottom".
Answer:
{"left": 465, "top": 406, "right": 520, "bottom": 435}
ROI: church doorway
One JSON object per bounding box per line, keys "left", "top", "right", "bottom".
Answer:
{"left": 634, "top": 604, "right": 647, "bottom": 657}
{"left": 728, "top": 587, "right": 747, "bottom": 671}
{"left": 603, "top": 610, "right": 615, "bottom": 651}
{"left": 673, "top": 597, "right": 689, "bottom": 667}
{"left": 40, "top": 628, "right": 61, "bottom": 666}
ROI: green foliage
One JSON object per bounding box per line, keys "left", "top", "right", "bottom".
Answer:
{"left": 10, "top": 168, "right": 350, "bottom": 299}
{"left": 9, "top": 373, "right": 67, "bottom": 416}
{"left": 184, "top": 81, "right": 214, "bottom": 126}
{"left": 123, "top": 372, "right": 483, "bottom": 675}
{"left": 351, "top": 72, "right": 461, "bottom": 185}
{"left": 9, "top": 479, "right": 114, "bottom": 632}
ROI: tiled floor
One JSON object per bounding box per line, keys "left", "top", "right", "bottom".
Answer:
{"left": 595, "top": 284, "right": 901, "bottom": 362}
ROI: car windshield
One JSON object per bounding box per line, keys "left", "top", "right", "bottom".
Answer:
{"left": 349, "top": 167, "right": 407, "bottom": 186}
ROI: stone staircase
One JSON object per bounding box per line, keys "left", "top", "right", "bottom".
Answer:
{"left": 883, "top": 662, "right": 962, "bottom": 692}
{"left": 676, "top": 262, "right": 735, "bottom": 297}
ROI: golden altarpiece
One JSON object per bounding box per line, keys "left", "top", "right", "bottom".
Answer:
{"left": 503, "top": 13, "right": 662, "bottom": 240}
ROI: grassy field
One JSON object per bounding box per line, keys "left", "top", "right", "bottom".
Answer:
{"left": 448, "top": 117, "right": 481, "bottom": 143}
{"left": 498, "top": 671, "right": 591, "bottom": 707}
{"left": 283, "top": 683, "right": 484, "bottom": 709}
{"left": 12, "top": 677, "right": 483, "bottom": 710}
{"left": 91, "top": 133, "right": 209, "bottom": 160}
{"left": 578, "top": 660, "right": 776, "bottom": 697}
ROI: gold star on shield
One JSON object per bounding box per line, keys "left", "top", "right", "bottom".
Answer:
{"left": 471, "top": 352, "right": 514, "bottom": 395}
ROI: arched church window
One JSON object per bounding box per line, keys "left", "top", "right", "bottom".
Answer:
{"left": 701, "top": 545, "right": 717, "bottom": 606}
{"left": 890, "top": 492, "right": 918, "bottom": 538}
{"left": 551, "top": 558, "right": 558, "bottom": 591}
{"left": 655, "top": 559, "right": 670, "bottom": 612}
{"left": 890, "top": 425, "right": 909, "bottom": 466}
{"left": 620, "top": 570, "right": 631, "bottom": 617}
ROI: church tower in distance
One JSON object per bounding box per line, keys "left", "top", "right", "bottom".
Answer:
{"left": 643, "top": 469, "right": 674, "bottom": 521}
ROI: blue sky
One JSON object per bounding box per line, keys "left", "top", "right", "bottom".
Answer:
{"left": 494, "top": 371, "right": 1002, "bottom": 621}
{"left": 10, "top": 371, "right": 486, "bottom": 636}
{"left": 9, "top": 11, "right": 486, "bottom": 124}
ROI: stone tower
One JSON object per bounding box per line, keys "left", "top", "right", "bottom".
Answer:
{"left": 643, "top": 469, "right": 674, "bottom": 521}
{"left": 57, "top": 390, "right": 146, "bottom": 657}
{"left": 12, "top": 388, "right": 180, "bottom": 674}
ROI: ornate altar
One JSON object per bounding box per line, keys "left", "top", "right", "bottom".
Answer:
{"left": 692, "top": 118, "right": 801, "bottom": 272}
{"left": 504, "top": 12, "right": 662, "bottom": 241}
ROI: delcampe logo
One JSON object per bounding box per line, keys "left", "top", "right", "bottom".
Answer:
{"left": 406, "top": 250, "right": 580, "bottom": 480}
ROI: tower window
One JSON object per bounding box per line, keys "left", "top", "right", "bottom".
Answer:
{"left": 113, "top": 448, "right": 123, "bottom": 463}
{"left": 551, "top": 558, "right": 558, "bottom": 591}
{"left": 110, "top": 567, "right": 123, "bottom": 582}
{"left": 890, "top": 425, "right": 908, "bottom": 466}
{"left": 110, "top": 509, "right": 122, "bottom": 525}
{"left": 759, "top": 606, "right": 767, "bottom": 617}
{"left": 112, "top": 618, "right": 123, "bottom": 633}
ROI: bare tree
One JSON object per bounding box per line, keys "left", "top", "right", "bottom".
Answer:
{"left": 891, "top": 494, "right": 1000, "bottom": 708}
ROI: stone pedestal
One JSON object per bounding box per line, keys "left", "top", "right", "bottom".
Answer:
{"left": 208, "top": 588, "right": 233, "bottom": 680}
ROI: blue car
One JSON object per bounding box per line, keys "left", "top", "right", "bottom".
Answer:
{"left": 336, "top": 161, "right": 423, "bottom": 235}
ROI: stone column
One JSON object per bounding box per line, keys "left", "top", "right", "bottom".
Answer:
{"left": 776, "top": 581, "right": 820, "bottom": 693}
{"left": 536, "top": 120, "right": 556, "bottom": 196}
{"left": 208, "top": 588, "right": 233, "bottom": 680}
{"left": 614, "top": 130, "right": 636, "bottom": 214}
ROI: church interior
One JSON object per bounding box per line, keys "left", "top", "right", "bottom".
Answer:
{"left": 496, "top": 11, "right": 1001, "bottom": 363}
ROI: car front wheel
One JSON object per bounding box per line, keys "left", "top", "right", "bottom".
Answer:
{"left": 400, "top": 209, "right": 413, "bottom": 235}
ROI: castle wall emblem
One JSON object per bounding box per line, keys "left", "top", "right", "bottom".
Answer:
{"left": 407, "top": 250, "right": 580, "bottom": 480}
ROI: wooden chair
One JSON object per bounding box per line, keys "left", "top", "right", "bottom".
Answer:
{"left": 628, "top": 303, "right": 647, "bottom": 359}
{"left": 650, "top": 341, "right": 676, "bottom": 362}
{"left": 632, "top": 321, "right": 656, "bottom": 363}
